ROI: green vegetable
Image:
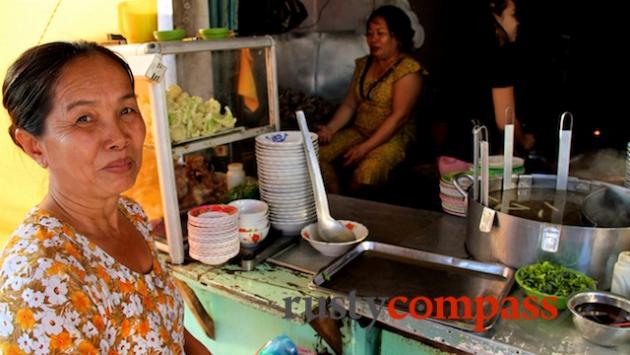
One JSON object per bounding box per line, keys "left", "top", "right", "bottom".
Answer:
{"left": 518, "top": 261, "right": 597, "bottom": 297}
{"left": 226, "top": 183, "right": 259, "bottom": 202}
{"left": 166, "top": 84, "right": 236, "bottom": 142}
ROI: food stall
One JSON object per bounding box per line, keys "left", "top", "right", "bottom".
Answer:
{"left": 109, "top": 35, "right": 630, "bottom": 354}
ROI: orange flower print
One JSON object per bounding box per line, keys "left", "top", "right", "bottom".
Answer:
{"left": 137, "top": 279, "right": 148, "bottom": 297}
{"left": 70, "top": 290, "right": 92, "bottom": 314}
{"left": 108, "top": 349, "right": 120, "bottom": 355}
{"left": 15, "top": 308, "right": 35, "bottom": 330}
{"left": 160, "top": 326, "right": 169, "bottom": 342}
{"left": 70, "top": 265, "right": 86, "bottom": 280}
{"left": 136, "top": 318, "right": 150, "bottom": 337}
{"left": 35, "top": 228, "right": 53, "bottom": 241}
{"left": 92, "top": 315, "right": 104, "bottom": 332}
{"left": 153, "top": 259, "right": 162, "bottom": 275}
{"left": 119, "top": 280, "right": 134, "bottom": 294}
{"left": 120, "top": 319, "right": 131, "bottom": 338}
{"left": 78, "top": 340, "right": 98, "bottom": 355}
{"left": 64, "top": 241, "right": 81, "bottom": 260}
{"left": 1, "top": 343, "right": 24, "bottom": 355}
{"left": 50, "top": 331, "right": 72, "bottom": 351}
{"left": 96, "top": 265, "right": 111, "bottom": 284}
{"left": 46, "top": 261, "right": 65, "bottom": 276}
{"left": 61, "top": 225, "right": 74, "bottom": 237}
{"left": 143, "top": 295, "right": 156, "bottom": 312}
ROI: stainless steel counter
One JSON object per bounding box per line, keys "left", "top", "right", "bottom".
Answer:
{"left": 269, "top": 194, "right": 630, "bottom": 354}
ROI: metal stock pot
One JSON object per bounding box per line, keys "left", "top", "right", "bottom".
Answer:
{"left": 454, "top": 174, "right": 630, "bottom": 290}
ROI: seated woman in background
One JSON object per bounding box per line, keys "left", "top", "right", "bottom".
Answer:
{"left": 0, "top": 42, "right": 208, "bottom": 354}
{"left": 317, "top": 5, "right": 424, "bottom": 193}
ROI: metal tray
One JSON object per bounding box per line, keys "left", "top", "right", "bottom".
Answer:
{"left": 311, "top": 241, "right": 514, "bottom": 332}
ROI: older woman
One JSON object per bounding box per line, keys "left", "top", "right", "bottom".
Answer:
{"left": 317, "top": 5, "right": 424, "bottom": 193}
{"left": 0, "top": 42, "right": 208, "bottom": 354}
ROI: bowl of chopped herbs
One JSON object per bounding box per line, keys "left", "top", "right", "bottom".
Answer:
{"left": 515, "top": 261, "right": 597, "bottom": 310}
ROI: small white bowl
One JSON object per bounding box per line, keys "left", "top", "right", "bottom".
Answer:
{"left": 228, "top": 199, "right": 268, "bottom": 217}
{"left": 239, "top": 224, "right": 270, "bottom": 247}
{"left": 301, "top": 220, "right": 368, "bottom": 257}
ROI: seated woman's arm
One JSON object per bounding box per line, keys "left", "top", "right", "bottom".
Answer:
{"left": 491, "top": 86, "right": 535, "bottom": 150}
{"left": 344, "top": 72, "right": 422, "bottom": 165}
{"left": 318, "top": 86, "right": 359, "bottom": 145}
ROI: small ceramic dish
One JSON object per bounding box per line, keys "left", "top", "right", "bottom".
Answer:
{"left": 153, "top": 29, "right": 186, "bottom": 41}
{"left": 198, "top": 27, "right": 230, "bottom": 40}
{"left": 301, "top": 220, "right": 368, "bottom": 257}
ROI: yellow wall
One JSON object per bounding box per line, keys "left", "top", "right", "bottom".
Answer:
{"left": 0, "top": 0, "right": 121, "bottom": 246}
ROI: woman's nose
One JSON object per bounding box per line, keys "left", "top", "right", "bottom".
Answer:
{"left": 105, "top": 119, "right": 128, "bottom": 150}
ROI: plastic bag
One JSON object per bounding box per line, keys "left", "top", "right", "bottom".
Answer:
{"left": 258, "top": 334, "right": 298, "bottom": 355}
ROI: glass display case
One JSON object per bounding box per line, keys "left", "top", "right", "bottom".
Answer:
{"left": 108, "top": 37, "right": 280, "bottom": 264}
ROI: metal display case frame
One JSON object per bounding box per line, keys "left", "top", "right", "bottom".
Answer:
{"left": 109, "top": 37, "right": 280, "bottom": 263}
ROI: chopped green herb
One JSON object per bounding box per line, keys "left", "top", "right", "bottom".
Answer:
{"left": 518, "top": 261, "right": 597, "bottom": 297}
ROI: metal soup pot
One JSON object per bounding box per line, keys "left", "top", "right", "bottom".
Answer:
{"left": 454, "top": 174, "right": 630, "bottom": 290}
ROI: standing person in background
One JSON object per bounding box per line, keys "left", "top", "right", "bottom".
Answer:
{"left": 435, "top": 0, "right": 534, "bottom": 161}
{"left": 0, "top": 41, "right": 209, "bottom": 354}
{"left": 317, "top": 5, "right": 424, "bottom": 194}
{"left": 488, "top": 0, "right": 534, "bottom": 151}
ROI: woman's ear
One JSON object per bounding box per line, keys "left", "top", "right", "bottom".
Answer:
{"left": 15, "top": 128, "right": 48, "bottom": 168}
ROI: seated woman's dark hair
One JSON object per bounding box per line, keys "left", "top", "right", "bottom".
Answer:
{"left": 2, "top": 41, "right": 134, "bottom": 149}
{"left": 367, "top": 5, "right": 415, "bottom": 53}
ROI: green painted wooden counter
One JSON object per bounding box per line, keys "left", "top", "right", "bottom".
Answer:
{"left": 169, "top": 260, "right": 448, "bottom": 355}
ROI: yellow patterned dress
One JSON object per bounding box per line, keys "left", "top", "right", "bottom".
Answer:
{"left": 0, "top": 197, "right": 185, "bottom": 355}
{"left": 320, "top": 55, "right": 422, "bottom": 186}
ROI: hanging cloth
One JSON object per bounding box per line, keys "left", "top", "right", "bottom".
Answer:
{"left": 237, "top": 48, "right": 259, "bottom": 112}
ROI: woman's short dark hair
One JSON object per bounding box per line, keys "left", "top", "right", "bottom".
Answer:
{"left": 2, "top": 41, "right": 134, "bottom": 149}
{"left": 367, "top": 5, "right": 415, "bottom": 53}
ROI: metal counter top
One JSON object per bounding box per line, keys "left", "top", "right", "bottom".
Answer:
{"left": 170, "top": 194, "right": 629, "bottom": 354}
{"left": 268, "top": 195, "right": 630, "bottom": 354}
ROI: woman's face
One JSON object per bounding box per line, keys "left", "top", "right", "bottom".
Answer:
{"left": 495, "top": 0, "right": 519, "bottom": 42}
{"left": 37, "top": 54, "right": 145, "bottom": 199}
{"left": 366, "top": 16, "right": 400, "bottom": 60}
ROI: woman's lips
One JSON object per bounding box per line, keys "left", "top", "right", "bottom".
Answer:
{"left": 103, "top": 158, "right": 133, "bottom": 173}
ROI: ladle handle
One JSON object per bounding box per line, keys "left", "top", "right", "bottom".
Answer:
{"left": 296, "top": 111, "right": 332, "bottom": 222}
{"left": 556, "top": 112, "right": 574, "bottom": 191}
{"left": 503, "top": 107, "right": 515, "bottom": 192}
{"left": 472, "top": 125, "right": 488, "bottom": 202}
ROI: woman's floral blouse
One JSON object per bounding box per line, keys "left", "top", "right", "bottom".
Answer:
{"left": 0, "top": 197, "right": 184, "bottom": 355}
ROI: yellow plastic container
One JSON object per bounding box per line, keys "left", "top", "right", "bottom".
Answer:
{"left": 118, "top": 0, "right": 157, "bottom": 43}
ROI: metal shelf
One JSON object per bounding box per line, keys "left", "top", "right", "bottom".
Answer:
{"left": 112, "top": 37, "right": 279, "bottom": 264}
{"left": 171, "top": 125, "right": 274, "bottom": 155}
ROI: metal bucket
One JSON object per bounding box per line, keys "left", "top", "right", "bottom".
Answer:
{"left": 455, "top": 174, "right": 630, "bottom": 290}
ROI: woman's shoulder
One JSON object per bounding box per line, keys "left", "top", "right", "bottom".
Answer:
{"left": 394, "top": 56, "right": 424, "bottom": 78}
{"left": 118, "top": 195, "right": 149, "bottom": 222}
{"left": 0, "top": 209, "right": 77, "bottom": 285}
{"left": 354, "top": 55, "right": 370, "bottom": 69}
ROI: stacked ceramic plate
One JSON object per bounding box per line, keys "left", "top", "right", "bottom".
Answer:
{"left": 187, "top": 205, "right": 240, "bottom": 265}
{"left": 488, "top": 155, "right": 525, "bottom": 175}
{"left": 439, "top": 156, "right": 526, "bottom": 217}
{"left": 626, "top": 142, "right": 630, "bottom": 189}
{"left": 255, "top": 131, "right": 318, "bottom": 236}
{"left": 439, "top": 171, "right": 470, "bottom": 217}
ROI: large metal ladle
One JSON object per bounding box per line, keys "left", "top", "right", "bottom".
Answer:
{"left": 296, "top": 111, "right": 355, "bottom": 243}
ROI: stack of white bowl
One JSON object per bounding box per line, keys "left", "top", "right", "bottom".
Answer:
{"left": 255, "top": 131, "right": 318, "bottom": 236}
{"left": 187, "top": 205, "right": 240, "bottom": 265}
{"left": 228, "top": 199, "right": 271, "bottom": 248}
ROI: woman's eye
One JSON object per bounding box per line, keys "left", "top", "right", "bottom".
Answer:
{"left": 76, "top": 115, "right": 91, "bottom": 123}
{"left": 121, "top": 107, "right": 136, "bottom": 116}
